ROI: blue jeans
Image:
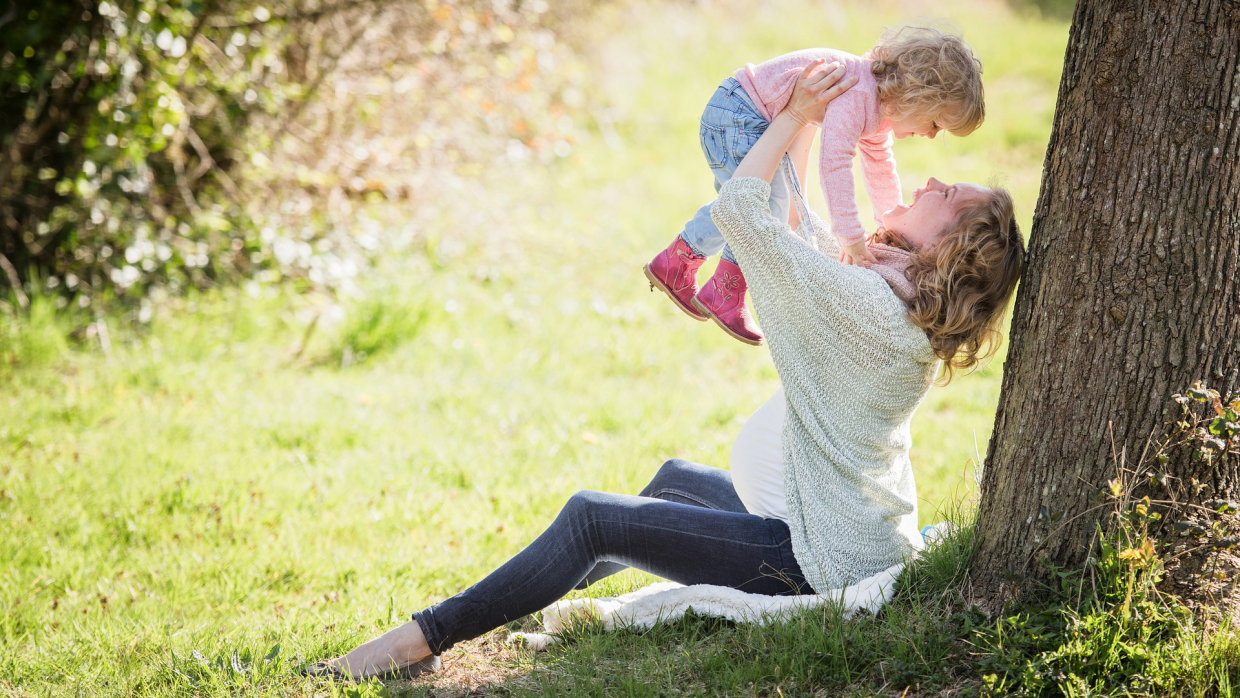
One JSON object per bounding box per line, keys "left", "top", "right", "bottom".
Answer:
{"left": 679, "top": 78, "right": 794, "bottom": 264}
{"left": 412, "top": 459, "right": 810, "bottom": 654}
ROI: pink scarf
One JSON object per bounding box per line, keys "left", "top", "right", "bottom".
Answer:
{"left": 865, "top": 243, "right": 917, "bottom": 302}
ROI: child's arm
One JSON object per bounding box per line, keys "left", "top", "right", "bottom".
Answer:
{"left": 838, "top": 235, "right": 877, "bottom": 267}
{"left": 858, "top": 133, "right": 902, "bottom": 230}
{"left": 817, "top": 97, "right": 878, "bottom": 267}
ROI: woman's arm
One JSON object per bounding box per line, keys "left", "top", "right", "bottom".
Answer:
{"left": 711, "top": 62, "right": 894, "bottom": 337}
{"left": 734, "top": 60, "right": 866, "bottom": 258}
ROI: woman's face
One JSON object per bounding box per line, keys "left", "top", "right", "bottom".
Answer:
{"left": 880, "top": 178, "right": 991, "bottom": 249}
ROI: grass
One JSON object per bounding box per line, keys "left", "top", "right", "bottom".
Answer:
{"left": 7, "top": 0, "right": 1235, "bottom": 695}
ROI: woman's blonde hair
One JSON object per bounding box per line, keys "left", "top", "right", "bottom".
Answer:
{"left": 896, "top": 188, "right": 1024, "bottom": 384}
{"left": 869, "top": 26, "right": 985, "bottom": 136}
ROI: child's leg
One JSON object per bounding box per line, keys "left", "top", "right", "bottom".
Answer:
{"left": 677, "top": 79, "right": 773, "bottom": 257}
{"left": 679, "top": 200, "right": 727, "bottom": 258}
{"left": 647, "top": 80, "right": 764, "bottom": 320}
{"left": 656, "top": 78, "right": 786, "bottom": 342}
{"left": 718, "top": 163, "right": 792, "bottom": 264}
{"left": 683, "top": 81, "right": 783, "bottom": 345}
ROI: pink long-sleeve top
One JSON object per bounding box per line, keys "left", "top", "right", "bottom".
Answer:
{"left": 734, "top": 49, "right": 900, "bottom": 246}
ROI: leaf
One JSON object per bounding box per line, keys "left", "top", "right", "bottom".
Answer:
{"left": 263, "top": 642, "right": 281, "bottom": 663}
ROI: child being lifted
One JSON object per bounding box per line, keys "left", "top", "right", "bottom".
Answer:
{"left": 644, "top": 26, "right": 985, "bottom": 346}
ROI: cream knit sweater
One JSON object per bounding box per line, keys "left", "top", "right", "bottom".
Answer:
{"left": 711, "top": 176, "right": 939, "bottom": 593}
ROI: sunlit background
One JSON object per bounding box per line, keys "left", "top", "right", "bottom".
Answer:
{"left": 1, "top": 0, "right": 1071, "bottom": 693}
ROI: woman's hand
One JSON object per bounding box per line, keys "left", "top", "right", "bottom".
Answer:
{"left": 783, "top": 60, "right": 856, "bottom": 128}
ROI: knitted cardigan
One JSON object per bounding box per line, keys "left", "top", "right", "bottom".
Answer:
{"left": 711, "top": 176, "right": 939, "bottom": 593}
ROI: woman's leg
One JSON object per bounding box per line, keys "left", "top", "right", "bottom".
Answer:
{"left": 574, "top": 458, "right": 748, "bottom": 588}
{"left": 637, "top": 458, "right": 749, "bottom": 510}
{"left": 413, "top": 488, "right": 808, "bottom": 655}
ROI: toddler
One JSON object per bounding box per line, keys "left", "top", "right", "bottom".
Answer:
{"left": 644, "top": 26, "right": 985, "bottom": 345}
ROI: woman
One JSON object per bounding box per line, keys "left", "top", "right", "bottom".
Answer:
{"left": 307, "top": 61, "right": 1024, "bottom": 681}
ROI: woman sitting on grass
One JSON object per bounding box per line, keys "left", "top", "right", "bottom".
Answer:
{"left": 307, "top": 60, "right": 1024, "bottom": 681}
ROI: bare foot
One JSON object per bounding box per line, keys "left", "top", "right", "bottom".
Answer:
{"left": 326, "top": 620, "right": 433, "bottom": 679}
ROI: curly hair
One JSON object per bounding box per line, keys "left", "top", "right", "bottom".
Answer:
{"left": 869, "top": 26, "right": 985, "bottom": 137}
{"left": 880, "top": 188, "right": 1024, "bottom": 384}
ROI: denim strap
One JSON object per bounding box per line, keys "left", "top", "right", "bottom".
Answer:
{"left": 781, "top": 152, "right": 817, "bottom": 251}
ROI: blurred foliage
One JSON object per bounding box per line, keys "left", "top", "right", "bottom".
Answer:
{"left": 0, "top": 0, "right": 596, "bottom": 310}
{"left": 1008, "top": 0, "right": 1076, "bottom": 20}
{"left": 322, "top": 291, "right": 431, "bottom": 367}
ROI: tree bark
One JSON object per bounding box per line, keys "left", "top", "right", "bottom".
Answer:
{"left": 970, "top": 0, "right": 1240, "bottom": 601}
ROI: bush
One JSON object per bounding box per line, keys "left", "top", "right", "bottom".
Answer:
{"left": 0, "top": 0, "right": 596, "bottom": 308}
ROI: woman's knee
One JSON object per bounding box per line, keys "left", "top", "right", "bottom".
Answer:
{"left": 557, "top": 490, "right": 625, "bottom": 556}
{"left": 643, "top": 458, "right": 705, "bottom": 495}
{"left": 559, "top": 490, "right": 612, "bottom": 526}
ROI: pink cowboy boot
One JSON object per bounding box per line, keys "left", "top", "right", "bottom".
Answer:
{"left": 644, "top": 237, "right": 708, "bottom": 321}
{"left": 692, "top": 259, "right": 763, "bottom": 346}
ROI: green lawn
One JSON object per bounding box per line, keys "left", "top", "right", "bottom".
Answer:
{"left": 0, "top": 1, "right": 1078, "bottom": 695}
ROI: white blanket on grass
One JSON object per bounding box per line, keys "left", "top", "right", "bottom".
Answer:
{"left": 507, "top": 562, "right": 904, "bottom": 651}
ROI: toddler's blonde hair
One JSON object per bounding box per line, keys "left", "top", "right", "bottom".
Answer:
{"left": 869, "top": 26, "right": 985, "bottom": 136}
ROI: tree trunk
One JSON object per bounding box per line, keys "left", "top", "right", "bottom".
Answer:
{"left": 970, "top": 0, "right": 1240, "bottom": 601}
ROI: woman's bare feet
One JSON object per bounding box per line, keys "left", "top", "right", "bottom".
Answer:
{"left": 319, "top": 619, "right": 436, "bottom": 680}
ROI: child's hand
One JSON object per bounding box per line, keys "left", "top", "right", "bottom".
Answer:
{"left": 785, "top": 59, "right": 857, "bottom": 127}
{"left": 838, "top": 239, "right": 878, "bottom": 268}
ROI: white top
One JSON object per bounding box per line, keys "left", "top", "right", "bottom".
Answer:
{"left": 730, "top": 388, "right": 923, "bottom": 552}
{"left": 730, "top": 388, "right": 791, "bottom": 521}
{"left": 712, "top": 177, "right": 936, "bottom": 591}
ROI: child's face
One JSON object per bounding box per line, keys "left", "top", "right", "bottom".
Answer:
{"left": 889, "top": 113, "right": 942, "bottom": 140}
{"left": 881, "top": 178, "right": 990, "bottom": 249}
